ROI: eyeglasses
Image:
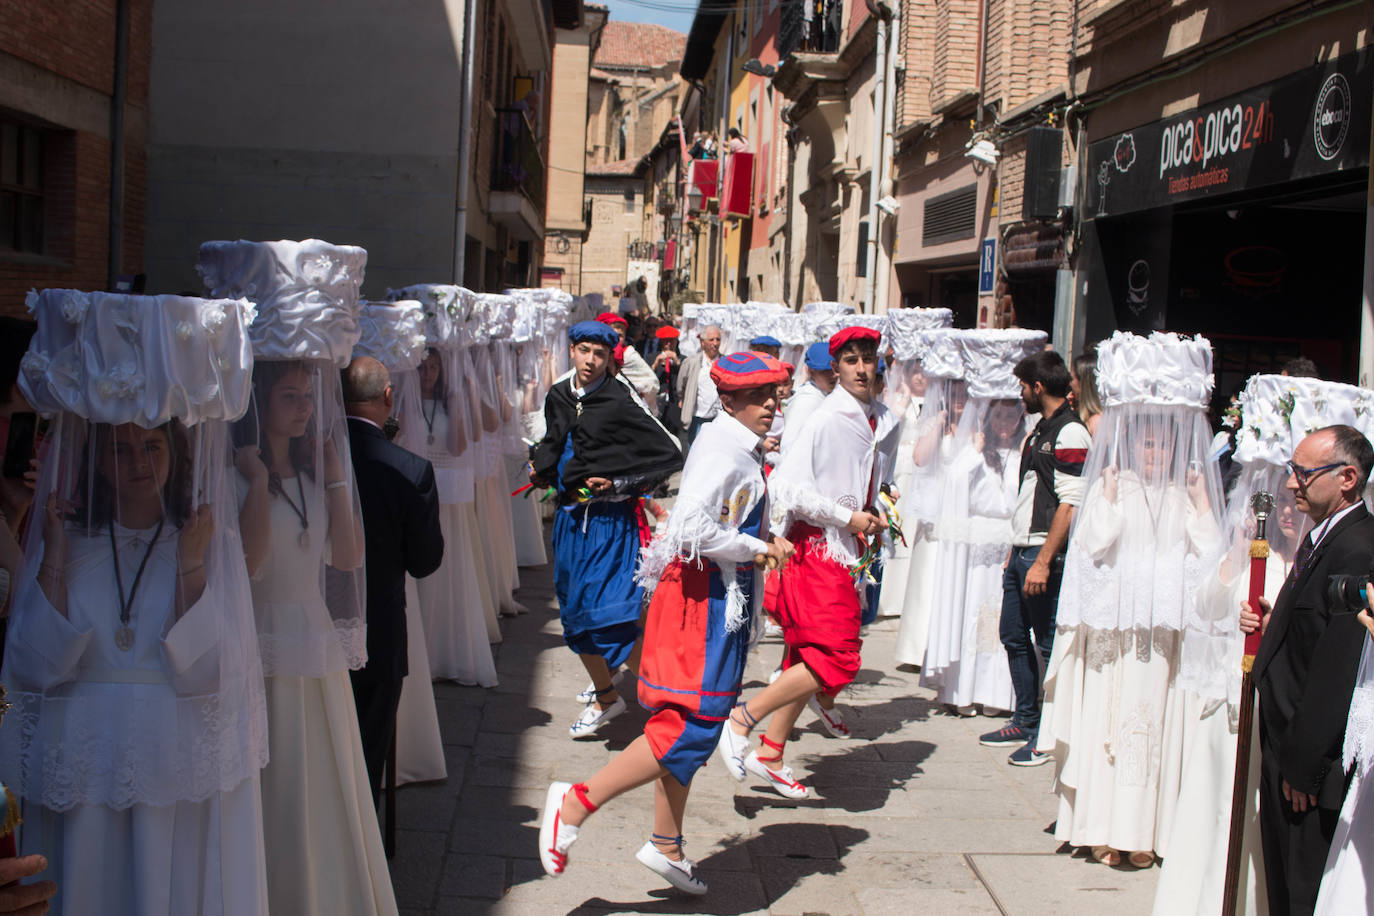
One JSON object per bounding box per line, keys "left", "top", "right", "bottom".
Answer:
{"left": 1286, "top": 460, "right": 1346, "bottom": 485}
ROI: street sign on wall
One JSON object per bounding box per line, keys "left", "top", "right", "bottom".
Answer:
{"left": 979, "top": 237, "right": 996, "bottom": 294}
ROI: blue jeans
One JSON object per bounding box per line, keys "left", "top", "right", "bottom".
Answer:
{"left": 999, "top": 545, "right": 1063, "bottom": 731}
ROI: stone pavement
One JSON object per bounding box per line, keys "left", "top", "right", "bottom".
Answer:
{"left": 390, "top": 556, "right": 1162, "bottom": 915}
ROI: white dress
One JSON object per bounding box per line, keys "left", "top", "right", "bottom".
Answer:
{"left": 394, "top": 578, "right": 447, "bottom": 785}
{"left": 1039, "top": 476, "right": 1220, "bottom": 855}
{"left": 1315, "top": 639, "right": 1374, "bottom": 914}
{"left": 919, "top": 446, "right": 1017, "bottom": 712}
{"left": 893, "top": 434, "right": 956, "bottom": 667}
{"left": 415, "top": 402, "right": 500, "bottom": 683}
{"left": 251, "top": 483, "right": 398, "bottom": 916}
{"left": 1151, "top": 561, "right": 1279, "bottom": 915}
{"left": 877, "top": 398, "right": 922, "bottom": 619}
{"left": 6, "top": 525, "right": 269, "bottom": 916}
{"left": 474, "top": 432, "right": 521, "bottom": 616}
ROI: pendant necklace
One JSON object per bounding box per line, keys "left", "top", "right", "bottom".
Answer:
{"left": 423, "top": 397, "right": 439, "bottom": 445}
{"left": 277, "top": 473, "right": 311, "bottom": 550}
{"left": 110, "top": 517, "right": 167, "bottom": 651}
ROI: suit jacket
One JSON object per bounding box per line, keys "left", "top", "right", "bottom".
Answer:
{"left": 676, "top": 352, "right": 707, "bottom": 428}
{"left": 346, "top": 417, "right": 444, "bottom": 681}
{"left": 1253, "top": 502, "right": 1374, "bottom": 807}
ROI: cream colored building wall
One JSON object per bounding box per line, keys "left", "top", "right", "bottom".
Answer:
{"left": 581, "top": 180, "right": 650, "bottom": 300}
{"left": 548, "top": 26, "right": 594, "bottom": 233}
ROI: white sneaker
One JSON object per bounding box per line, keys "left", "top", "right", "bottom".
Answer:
{"left": 744, "top": 749, "right": 809, "bottom": 799}
{"left": 635, "top": 841, "right": 708, "bottom": 895}
{"left": 763, "top": 621, "right": 784, "bottom": 639}
{"left": 716, "top": 722, "right": 750, "bottom": 782}
{"left": 767, "top": 667, "right": 782, "bottom": 684}
{"left": 569, "top": 696, "right": 626, "bottom": 738}
{"left": 808, "top": 695, "right": 852, "bottom": 738}
{"left": 575, "top": 668, "right": 625, "bottom": 704}
{"left": 538, "top": 782, "right": 579, "bottom": 876}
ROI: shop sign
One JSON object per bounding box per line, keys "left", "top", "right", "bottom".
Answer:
{"left": 1086, "top": 49, "right": 1370, "bottom": 218}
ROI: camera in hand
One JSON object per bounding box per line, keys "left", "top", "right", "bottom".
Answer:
{"left": 1326, "top": 557, "right": 1374, "bottom": 613}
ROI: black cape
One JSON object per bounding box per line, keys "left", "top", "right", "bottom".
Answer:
{"left": 531, "top": 373, "right": 683, "bottom": 498}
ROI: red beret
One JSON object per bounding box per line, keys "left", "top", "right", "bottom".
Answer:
{"left": 655, "top": 326, "right": 680, "bottom": 339}
{"left": 709, "top": 352, "right": 790, "bottom": 391}
{"left": 828, "top": 325, "right": 882, "bottom": 356}
{"left": 780, "top": 361, "right": 795, "bottom": 375}
{"left": 596, "top": 312, "right": 628, "bottom": 327}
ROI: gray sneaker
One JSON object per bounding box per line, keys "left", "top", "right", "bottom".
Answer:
{"left": 1008, "top": 740, "right": 1051, "bottom": 767}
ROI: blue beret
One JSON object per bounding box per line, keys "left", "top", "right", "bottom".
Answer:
{"left": 804, "top": 341, "right": 832, "bottom": 371}
{"left": 749, "top": 334, "right": 782, "bottom": 348}
{"left": 569, "top": 321, "right": 619, "bottom": 347}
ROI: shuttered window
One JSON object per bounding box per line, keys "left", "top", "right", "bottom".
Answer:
{"left": 922, "top": 184, "right": 977, "bottom": 247}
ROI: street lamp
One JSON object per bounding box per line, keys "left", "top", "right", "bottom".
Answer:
{"left": 741, "top": 58, "right": 776, "bottom": 77}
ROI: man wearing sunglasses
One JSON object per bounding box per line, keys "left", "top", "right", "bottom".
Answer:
{"left": 1240, "top": 424, "right": 1374, "bottom": 914}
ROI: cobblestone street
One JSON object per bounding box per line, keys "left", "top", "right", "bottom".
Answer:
{"left": 391, "top": 555, "right": 1163, "bottom": 915}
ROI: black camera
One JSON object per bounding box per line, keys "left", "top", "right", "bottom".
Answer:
{"left": 1326, "top": 557, "right": 1374, "bottom": 613}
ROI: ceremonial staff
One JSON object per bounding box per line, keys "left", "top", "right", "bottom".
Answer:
{"left": 1222, "top": 490, "right": 1273, "bottom": 915}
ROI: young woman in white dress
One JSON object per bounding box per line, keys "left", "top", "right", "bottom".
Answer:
{"left": 414, "top": 347, "right": 499, "bottom": 686}
{"left": 920, "top": 398, "right": 1022, "bottom": 714}
{"left": 238, "top": 359, "right": 397, "bottom": 916}
{"left": 1037, "top": 332, "right": 1223, "bottom": 869}
{"left": 894, "top": 371, "right": 966, "bottom": 668}
{"left": 1, "top": 291, "right": 269, "bottom": 916}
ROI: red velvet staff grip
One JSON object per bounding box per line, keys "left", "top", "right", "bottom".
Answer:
{"left": 1243, "top": 542, "right": 1269, "bottom": 667}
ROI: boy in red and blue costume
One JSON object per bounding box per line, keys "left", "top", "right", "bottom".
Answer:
{"left": 538, "top": 352, "right": 795, "bottom": 896}
{"left": 530, "top": 320, "right": 683, "bottom": 739}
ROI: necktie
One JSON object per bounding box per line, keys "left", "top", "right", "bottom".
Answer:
{"left": 1292, "top": 533, "right": 1315, "bottom": 578}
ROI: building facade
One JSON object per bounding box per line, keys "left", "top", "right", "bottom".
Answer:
{"left": 145, "top": 0, "right": 581, "bottom": 299}
{"left": 0, "top": 0, "right": 152, "bottom": 316}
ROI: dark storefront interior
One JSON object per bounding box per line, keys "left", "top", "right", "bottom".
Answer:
{"left": 1085, "top": 171, "right": 1367, "bottom": 404}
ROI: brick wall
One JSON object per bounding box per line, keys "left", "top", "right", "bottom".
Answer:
{"left": 984, "top": 0, "right": 1072, "bottom": 113}
{"left": 930, "top": 0, "right": 980, "bottom": 112}
{"left": 897, "top": 0, "right": 935, "bottom": 130}
{"left": 0, "top": 0, "right": 151, "bottom": 317}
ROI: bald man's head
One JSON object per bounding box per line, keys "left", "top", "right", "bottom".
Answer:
{"left": 342, "top": 356, "right": 393, "bottom": 426}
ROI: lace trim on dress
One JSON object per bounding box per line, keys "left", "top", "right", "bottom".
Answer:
{"left": 257, "top": 618, "right": 367, "bottom": 678}
{"left": 0, "top": 677, "right": 269, "bottom": 812}
{"left": 1345, "top": 640, "right": 1374, "bottom": 775}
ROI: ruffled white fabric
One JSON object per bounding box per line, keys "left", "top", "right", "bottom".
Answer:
{"left": 198, "top": 239, "right": 365, "bottom": 367}
{"left": 886, "top": 307, "right": 953, "bottom": 335}
{"left": 1095, "top": 331, "right": 1214, "bottom": 409}
{"left": 355, "top": 300, "right": 427, "bottom": 371}
{"left": 919, "top": 331, "right": 965, "bottom": 380}
{"left": 388, "top": 284, "right": 475, "bottom": 350}
{"left": 1233, "top": 374, "right": 1374, "bottom": 468}
{"left": 960, "top": 329, "right": 1047, "bottom": 399}
{"left": 637, "top": 414, "right": 769, "bottom": 634}
{"left": 21, "top": 290, "right": 256, "bottom": 426}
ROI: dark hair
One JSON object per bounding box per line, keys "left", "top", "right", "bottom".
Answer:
{"left": 1013, "top": 350, "right": 1071, "bottom": 398}
{"left": 0, "top": 316, "right": 37, "bottom": 403}
{"left": 81, "top": 420, "right": 193, "bottom": 529}
{"left": 251, "top": 360, "right": 316, "bottom": 487}
{"left": 1281, "top": 357, "right": 1320, "bottom": 379}
{"left": 420, "top": 347, "right": 445, "bottom": 399}
{"left": 981, "top": 399, "right": 1022, "bottom": 477}
{"left": 1322, "top": 424, "right": 1374, "bottom": 491}
{"left": 728, "top": 127, "right": 741, "bottom": 139}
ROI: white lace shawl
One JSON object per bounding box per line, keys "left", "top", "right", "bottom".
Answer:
{"left": 768, "top": 386, "right": 892, "bottom": 566}
{"left": 1345, "top": 639, "right": 1374, "bottom": 775}
{"left": 637, "top": 415, "right": 769, "bottom": 633}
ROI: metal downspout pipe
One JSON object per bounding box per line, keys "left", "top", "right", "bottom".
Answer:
{"left": 874, "top": 1, "right": 900, "bottom": 313}
{"left": 452, "top": 0, "right": 478, "bottom": 285}
{"left": 107, "top": 0, "right": 130, "bottom": 290}
{"left": 862, "top": 2, "right": 891, "bottom": 313}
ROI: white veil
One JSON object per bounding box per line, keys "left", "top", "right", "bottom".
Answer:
{"left": 355, "top": 299, "right": 428, "bottom": 456}
{"left": 1, "top": 290, "right": 268, "bottom": 811}
{"left": 1056, "top": 333, "right": 1224, "bottom": 642}
{"left": 199, "top": 239, "right": 369, "bottom": 677}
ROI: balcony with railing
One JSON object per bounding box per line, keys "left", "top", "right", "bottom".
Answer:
{"left": 779, "top": 0, "right": 842, "bottom": 57}
{"left": 490, "top": 107, "right": 546, "bottom": 240}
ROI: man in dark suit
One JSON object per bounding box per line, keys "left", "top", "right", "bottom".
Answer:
{"left": 342, "top": 356, "right": 445, "bottom": 801}
{"left": 1244, "top": 424, "right": 1374, "bottom": 914}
